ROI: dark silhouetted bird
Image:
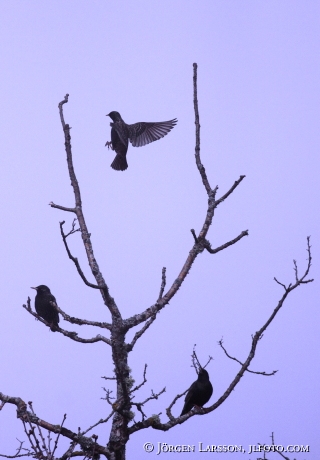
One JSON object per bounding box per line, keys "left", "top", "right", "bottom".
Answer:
{"left": 31, "top": 285, "right": 60, "bottom": 332}
{"left": 180, "top": 368, "right": 213, "bottom": 416}
{"left": 105, "top": 111, "right": 177, "bottom": 171}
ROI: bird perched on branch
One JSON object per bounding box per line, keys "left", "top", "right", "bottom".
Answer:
{"left": 180, "top": 368, "right": 213, "bottom": 416}
{"left": 31, "top": 285, "right": 60, "bottom": 332}
{"left": 105, "top": 111, "right": 177, "bottom": 171}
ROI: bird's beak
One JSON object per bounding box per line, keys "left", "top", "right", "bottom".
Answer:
{"left": 31, "top": 287, "right": 37, "bottom": 291}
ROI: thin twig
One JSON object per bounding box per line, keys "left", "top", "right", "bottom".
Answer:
{"left": 165, "top": 390, "right": 189, "bottom": 422}
{"left": 218, "top": 339, "right": 278, "bottom": 376}
{"left": 51, "top": 413, "right": 67, "bottom": 459}
{"left": 127, "top": 316, "right": 156, "bottom": 351}
{"left": 131, "top": 403, "right": 147, "bottom": 421}
{"left": 21, "top": 418, "right": 39, "bottom": 458}
{"left": 81, "top": 412, "right": 114, "bottom": 436}
{"left": 274, "top": 277, "right": 287, "bottom": 290}
{"left": 158, "top": 267, "right": 167, "bottom": 301}
{"left": 203, "top": 230, "right": 249, "bottom": 254}
{"left": 28, "top": 402, "right": 49, "bottom": 458}
{"left": 59, "top": 221, "right": 100, "bottom": 289}
{"left": 131, "top": 388, "right": 166, "bottom": 423}
{"left": 49, "top": 202, "right": 76, "bottom": 213}
{"left": 130, "top": 365, "right": 148, "bottom": 394}
{"left": 101, "top": 389, "right": 115, "bottom": 406}
{"left": 126, "top": 268, "right": 167, "bottom": 350}
{"left": 0, "top": 440, "right": 31, "bottom": 459}
{"left": 215, "top": 175, "right": 246, "bottom": 206}
{"left": 191, "top": 347, "right": 201, "bottom": 372}
{"left": 60, "top": 440, "right": 79, "bottom": 460}
{"left": 190, "top": 229, "right": 198, "bottom": 244}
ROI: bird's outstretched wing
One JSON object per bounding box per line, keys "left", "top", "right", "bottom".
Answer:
{"left": 128, "top": 119, "right": 177, "bottom": 147}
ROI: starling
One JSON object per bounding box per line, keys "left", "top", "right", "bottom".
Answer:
{"left": 180, "top": 368, "right": 213, "bottom": 416}
{"left": 31, "top": 285, "right": 60, "bottom": 332}
{"left": 105, "top": 111, "right": 177, "bottom": 171}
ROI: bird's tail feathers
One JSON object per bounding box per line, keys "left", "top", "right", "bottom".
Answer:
{"left": 180, "top": 403, "right": 193, "bottom": 416}
{"left": 111, "top": 154, "right": 128, "bottom": 171}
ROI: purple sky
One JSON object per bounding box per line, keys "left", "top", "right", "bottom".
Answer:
{"left": 0, "top": 2, "right": 319, "bottom": 458}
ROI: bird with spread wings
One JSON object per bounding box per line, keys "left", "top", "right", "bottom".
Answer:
{"left": 106, "top": 111, "right": 177, "bottom": 171}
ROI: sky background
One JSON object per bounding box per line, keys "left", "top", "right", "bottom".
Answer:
{"left": 0, "top": 1, "right": 319, "bottom": 459}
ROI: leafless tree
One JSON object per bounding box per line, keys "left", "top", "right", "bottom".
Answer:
{"left": 0, "top": 64, "right": 313, "bottom": 460}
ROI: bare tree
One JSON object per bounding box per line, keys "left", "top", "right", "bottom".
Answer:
{"left": 0, "top": 64, "right": 313, "bottom": 460}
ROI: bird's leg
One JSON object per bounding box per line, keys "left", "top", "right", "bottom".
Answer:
{"left": 194, "top": 405, "right": 206, "bottom": 412}
{"left": 105, "top": 141, "right": 114, "bottom": 150}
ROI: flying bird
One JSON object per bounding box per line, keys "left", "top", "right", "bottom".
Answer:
{"left": 31, "top": 285, "right": 60, "bottom": 332}
{"left": 180, "top": 368, "right": 213, "bottom": 416}
{"left": 105, "top": 111, "right": 177, "bottom": 171}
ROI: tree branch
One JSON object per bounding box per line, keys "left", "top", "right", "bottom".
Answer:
{"left": 126, "top": 316, "right": 156, "bottom": 351}
{"left": 158, "top": 267, "right": 167, "bottom": 301}
{"left": 0, "top": 439, "right": 31, "bottom": 458}
{"left": 23, "top": 298, "right": 111, "bottom": 345}
{"left": 124, "top": 66, "right": 248, "bottom": 333}
{"left": 49, "top": 202, "right": 76, "bottom": 213}
{"left": 218, "top": 338, "right": 278, "bottom": 376}
{"left": 0, "top": 392, "right": 110, "bottom": 457}
{"left": 129, "top": 365, "right": 148, "bottom": 394}
{"left": 129, "top": 237, "right": 313, "bottom": 433}
{"left": 56, "top": 304, "right": 111, "bottom": 331}
{"left": 215, "top": 175, "right": 246, "bottom": 206}
{"left": 193, "top": 63, "right": 212, "bottom": 194}
{"left": 59, "top": 220, "right": 100, "bottom": 289}
{"left": 131, "top": 388, "right": 166, "bottom": 423}
{"left": 124, "top": 180, "right": 247, "bottom": 332}
{"left": 52, "top": 94, "right": 121, "bottom": 319}
{"left": 81, "top": 412, "right": 115, "bottom": 436}
{"left": 126, "top": 268, "right": 167, "bottom": 350}
{"left": 191, "top": 229, "right": 248, "bottom": 254}
{"left": 165, "top": 390, "right": 188, "bottom": 423}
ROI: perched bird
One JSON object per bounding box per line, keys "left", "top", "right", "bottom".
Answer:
{"left": 105, "top": 111, "right": 177, "bottom": 171}
{"left": 180, "top": 368, "right": 213, "bottom": 416}
{"left": 31, "top": 285, "right": 60, "bottom": 332}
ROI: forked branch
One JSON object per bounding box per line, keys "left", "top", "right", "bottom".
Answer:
{"left": 51, "top": 94, "right": 121, "bottom": 319}
{"left": 129, "top": 237, "right": 313, "bottom": 433}
{"left": 0, "top": 393, "right": 110, "bottom": 457}
{"left": 218, "top": 339, "right": 278, "bottom": 376}
{"left": 123, "top": 64, "right": 248, "bottom": 337}
{"left": 59, "top": 220, "right": 100, "bottom": 290}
